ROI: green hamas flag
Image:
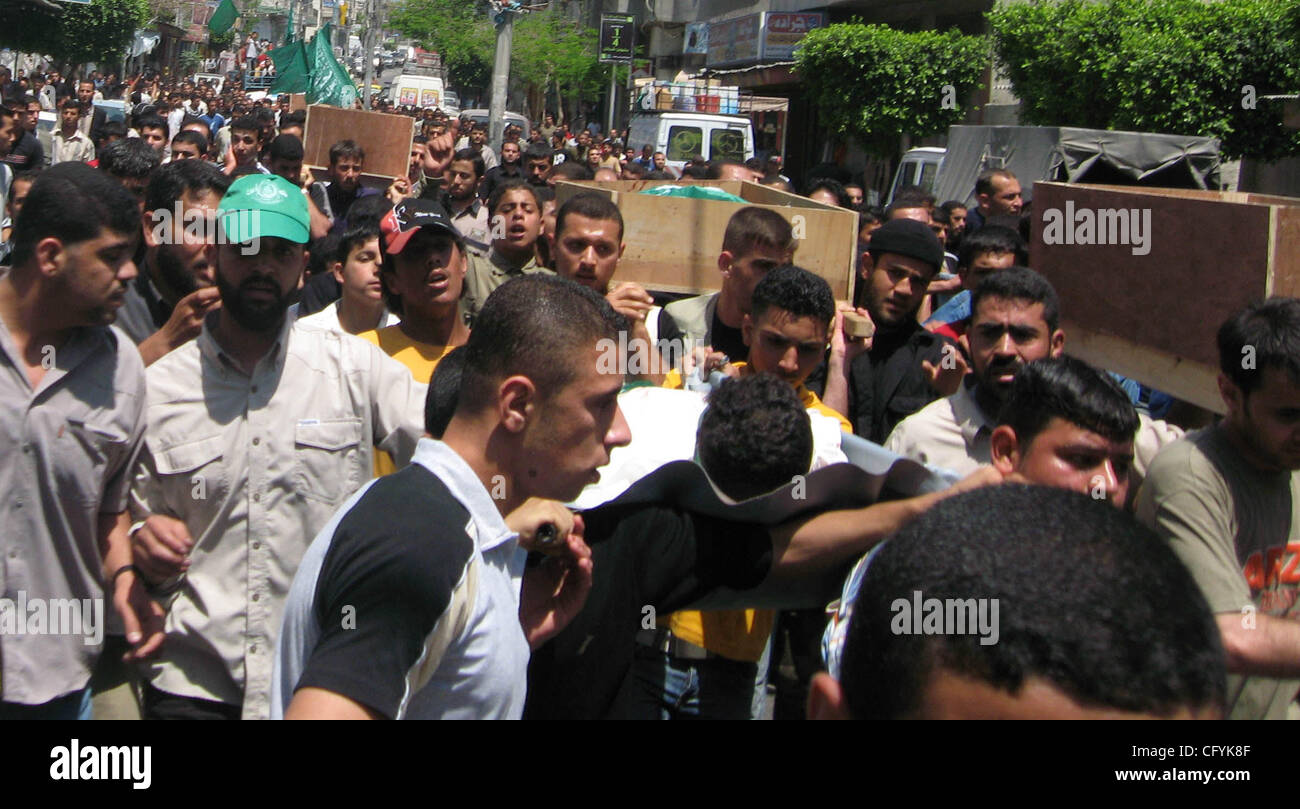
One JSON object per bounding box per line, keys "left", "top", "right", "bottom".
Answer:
{"left": 306, "top": 25, "right": 357, "bottom": 108}
{"left": 284, "top": 5, "right": 294, "bottom": 45}
{"left": 208, "top": 0, "right": 238, "bottom": 36}
{"left": 269, "top": 40, "right": 310, "bottom": 95}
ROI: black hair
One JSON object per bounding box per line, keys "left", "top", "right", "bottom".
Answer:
{"left": 1217, "top": 297, "right": 1300, "bottom": 395}
{"left": 9, "top": 169, "right": 39, "bottom": 202}
{"left": 279, "top": 110, "right": 306, "bottom": 129}
{"left": 940, "top": 200, "right": 967, "bottom": 217}
{"left": 343, "top": 194, "right": 393, "bottom": 230}
{"left": 10, "top": 162, "right": 140, "bottom": 268}
{"left": 680, "top": 164, "right": 710, "bottom": 180}
{"left": 269, "top": 133, "right": 304, "bottom": 161}
{"left": 306, "top": 232, "right": 339, "bottom": 279}
{"left": 487, "top": 179, "right": 538, "bottom": 215}
{"left": 722, "top": 206, "right": 794, "bottom": 257}
{"left": 450, "top": 147, "right": 485, "bottom": 179}
{"left": 98, "top": 121, "right": 128, "bottom": 142}
{"left": 892, "top": 185, "right": 936, "bottom": 208}
{"left": 971, "top": 266, "right": 1059, "bottom": 333}
{"left": 621, "top": 161, "right": 647, "bottom": 179}
{"left": 550, "top": 161, "right": 593, "bottom": 182}
{"left": 839, "top": 485, "right": 1226, "bottom": 719}
{"left": 998, "top": 356, "right": 1139, "bottom": 447}
{"left": 144, "top": 157, "right": 230, "bottom": 214}
{"left": 171, "top": 129, "right": 208, "bottom": 155}
{"left": 957, "top": 224, "right": 1026, "bottom": 270}
{"left": 807, "top": 178, "right": 850, "bottom": 209}
{"left": 750, "top": 264, "right": 834, "bottom": 327}
{"left": 425, "top": 345, "right": 468, "bottom": 438}
{"left": 697, "top": 373, "right": 813, "bottom": 501}
{"left": 98, "top": 138, "right": 160, "bottom": 179}
{"left": 329, "top": 138, "right": 365, "bottom": 164}
{"left": 555, "top": 191, "right": 623, "bottom": 242}
{"left": 136, "top": 113, "right": 167, "bottom": 134}
{"left": 456, "top": 275, "right": 626, "bottom": 414}
{"left": 334, "top": 223, "right": 382, "bottom": 266}
{"left": 229, "top": 115, "right": 261, "bottom": 136}
{"left": 975, "top": 169, "right": 1016, "bottom": 198}
{"left": 179, "top": 115, "right": 209, "bottom": 138}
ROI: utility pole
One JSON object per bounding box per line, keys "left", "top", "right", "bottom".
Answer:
{"left": 362, "top": 0, "right": 381, "bottom": 109}
{"left": 488, "top": 3, "right": 515, "bottom": 152}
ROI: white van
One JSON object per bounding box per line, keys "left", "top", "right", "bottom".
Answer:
{"left": 626, "top": 112, "right": 754, "bottom": 175}
{"left": 886, "top": 147, "right": 946, "bottom": 206}
{"left": 390, "top": 73, "right": 445, "bottom": 110}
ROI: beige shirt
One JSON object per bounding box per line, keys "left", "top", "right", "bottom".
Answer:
{"left": 51, "top": 128, "right": 95, "bottom": 165}
{"left": 130, "top": 316, "right": 427, "bottom": 718}
{"left": 449, "top": 198, "right": 491, "bottom": 254}
{"left": 460, "top": 248, "right": 554, "bottom": 326}
{"left": 885, "top": 379, "right": 1183, "bottom": 478}
{"left": 0, "top": 318, "right": 147, "bottom": 704}
{"left": 1136, "top": 426, "right": 1300, "bottom": 720}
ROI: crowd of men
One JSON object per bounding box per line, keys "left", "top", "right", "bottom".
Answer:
{"left": 0, "top": 73, "right": 1296, "bottom": 722}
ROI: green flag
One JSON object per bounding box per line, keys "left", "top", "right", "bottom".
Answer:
{"left": 306, "top": 25, "right": 357, "bottom": 108}
{"left": 208, "top": 0, "right": 238, "bottom": 36}
{"left": 269, "top": 40, "right": 310, "bottom": 95}
{"left": 284, "top": 6, "right": 294, "bottom": 45}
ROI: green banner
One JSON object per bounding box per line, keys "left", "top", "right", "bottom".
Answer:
{"left": 208, "top": 0, "right": 238, "bottom": 36}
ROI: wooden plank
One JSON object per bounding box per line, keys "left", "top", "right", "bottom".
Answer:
{"left": 288, "top": 93, "right": 306, "bottom": 112}
{"left": 1031, "top": 182, "right": 1274, "bottom": 368}
{"left": 1062, "top": 320, "right": 1224, "bottom": 414}
{"left": 1269, "top": 204, "right": 1300, "bottom": 298}
{"left": 302, "top": 104, "right": 412, "bottom": 180}
{"left": 554, "top": 179, "right": 858, "bottom": 299}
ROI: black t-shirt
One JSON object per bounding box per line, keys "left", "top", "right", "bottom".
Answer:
{"left": 709, "top": 307, "right": 748, "bottom": 363}
{"left": 848, "top": 320, "right": 952, "bottom": 442}
{"left": 524, "top": 502, "right": 771, "bottom": 719}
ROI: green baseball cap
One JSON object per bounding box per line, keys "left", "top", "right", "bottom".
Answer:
{"left": 218, "top": 173, "right": 310, "bottom": 245}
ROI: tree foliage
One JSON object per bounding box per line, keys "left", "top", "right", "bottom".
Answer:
{"left": 987, "top": 0, "right": 1300, "bottom": 160}
{"left": 512, "top": 8, "right": 601, "bottom": 120}
{"left": 388, "top": 0, "right": 494, "bottom": 95}
{"left": 387, "top": 0, "right": 601, "bottom": 118}
{"left": 0, "top": 0, "right": 149, "bottom": 67}
{"left": 794, "top": 22, "right": 986, "bottom": 157}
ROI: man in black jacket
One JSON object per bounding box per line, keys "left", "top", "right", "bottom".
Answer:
{"left": 824, "top": 218, "right": 956, "bottom": 442}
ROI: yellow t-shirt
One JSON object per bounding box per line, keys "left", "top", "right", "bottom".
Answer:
{"left": 358, "top": 325, "right": 459, "bottom": 476}
{"left": 666, "top": 362, "right": 851, "bottom": 662}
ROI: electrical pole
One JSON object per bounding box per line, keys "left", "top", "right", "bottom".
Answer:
{"left": 488, "top": 5, "right": 514, "bottom": 151}
{"left": 362, "top": 0, "right": 381, "bottom": 109}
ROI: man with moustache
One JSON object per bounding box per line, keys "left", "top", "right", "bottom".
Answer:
{"left": 127, "top": 173, "right": 429, "bottom": 719}
{"left": 117, "top": 159, "right": 230, "bottom": 365}
{"left": 820, "top": 218, "right": 955, "bottom": 442}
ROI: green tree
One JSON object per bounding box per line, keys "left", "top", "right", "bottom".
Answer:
{"left": 388, "top": 0, "right": 493, "bottom": 95}
{"left": 987, "top": 0, "right": 1300, "bottom": 160}
{"left": 794, "top": 22, "right": 986, "bottom": 156}
{"left": 0, "top": 0, "right": 149, "bottom": 67}
{"left": 512, "top": 8, "right": 600, "bottom": 121}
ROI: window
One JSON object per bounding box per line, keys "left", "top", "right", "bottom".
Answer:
{"left": 709, "top": 128, "right": 746, "bottom": 162}
{"left": 666, "top": 126, "right": 704, "bottom": 161}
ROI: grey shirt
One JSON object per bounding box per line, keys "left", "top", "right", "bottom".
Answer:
{"left": 131, "top": 314, "right": 428, "bottom": 718}
{"left": 0, "top": 315, "right": 147, "bottom": 704}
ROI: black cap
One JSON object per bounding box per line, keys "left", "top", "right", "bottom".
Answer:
{"left": 867, "top": 218, "right": 944, "bottom": 272}
{"left": 381, "top": 198, "right": 463, "bottom": 255}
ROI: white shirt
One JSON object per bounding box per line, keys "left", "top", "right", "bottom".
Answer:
{"left": 296, "top": 300, "right": 399, "bottom": 336}
{"left": 571, "top": 385, "right": 848, "bottom": 510}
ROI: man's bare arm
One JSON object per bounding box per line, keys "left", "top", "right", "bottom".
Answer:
{"left": 285, "top": 687, "right": 384, "bottom": 720}
{"left": 1216, "top": 612, "right": 1300, "bottom": 679}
